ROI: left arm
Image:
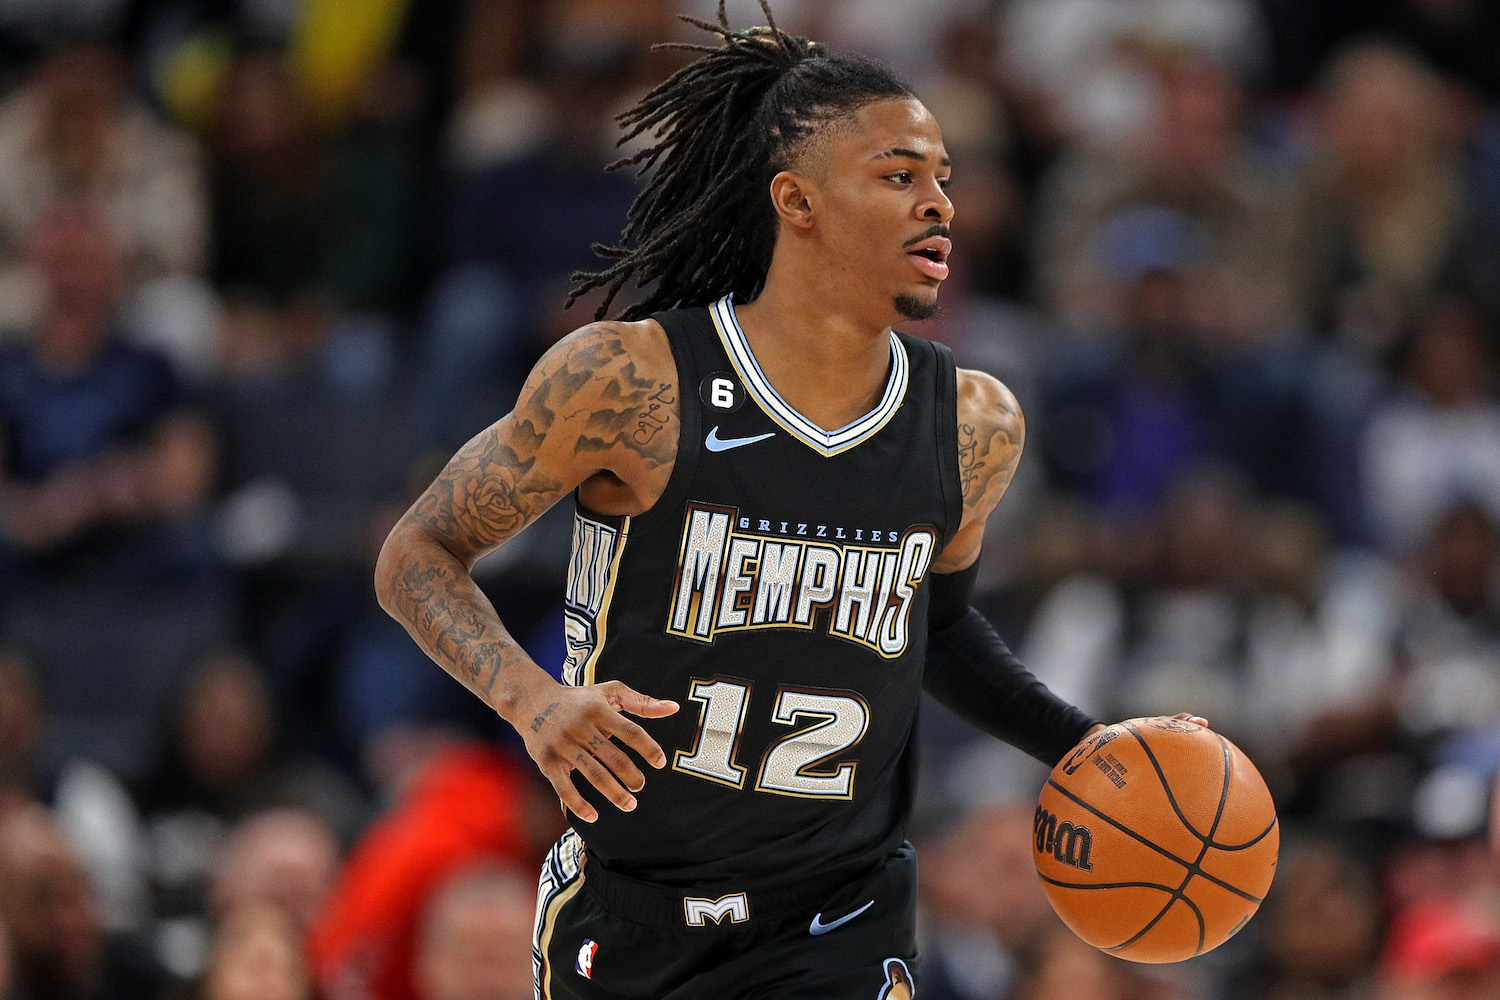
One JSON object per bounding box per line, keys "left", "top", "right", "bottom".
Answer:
{"left": 923, "top": 369, "right": 1104, "bottom": 765}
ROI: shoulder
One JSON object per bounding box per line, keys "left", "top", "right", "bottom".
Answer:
{"left": 956, "top": 367, "right": 1024, "bottom": 444}
{"left": 516, "top": 316, "right": 679, "bottom": 475}
{"left": 533, "top": 317, "right": 674, "bottom": 394}
{"left": 953, "top": 367, "right": 1025, "bottom": 520}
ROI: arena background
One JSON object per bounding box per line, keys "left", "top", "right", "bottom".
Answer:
{"left": 0, "top": 1, "right": 1498, "bottom": 997}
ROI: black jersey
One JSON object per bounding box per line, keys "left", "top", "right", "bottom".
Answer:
{"left": 560, "top": 296, "right": 962, "bottom": 886}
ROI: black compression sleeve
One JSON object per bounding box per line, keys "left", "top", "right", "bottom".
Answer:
{"left": 924, "top": 606, "right": 1102, "bottom": 766}
{"left": 927, "top": 559, "right": 979, "bottom": 631}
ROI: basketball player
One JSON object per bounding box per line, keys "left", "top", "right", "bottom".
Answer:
{"left": 378, "top": 6, "right": 1127, "bottom": 997}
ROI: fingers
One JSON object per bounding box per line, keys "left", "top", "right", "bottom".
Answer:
{"left": 608, "top": 714, "right": 669, "bottom": 769}
{"left": 589, "top": 733, "right": 647, "bottom": 793}
{"left": 1170, "top": 712, "right": 1211, "bottom": 729}
{"left": 571, "top": 749, "right": 637, "bottom": 813}
{"left": 543, "top": 764, "right": 599, "bottom": 824}
{"left": 601, "top": 680, "right": 679, "bottom": 719}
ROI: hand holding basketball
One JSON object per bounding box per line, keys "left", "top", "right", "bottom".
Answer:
{"left": 1033, "top": 717, "right": 1278, "bottom": 963}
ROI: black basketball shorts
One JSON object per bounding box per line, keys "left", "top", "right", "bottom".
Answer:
{"left": 532, "top": 830, "right": 919, "bottom": 999}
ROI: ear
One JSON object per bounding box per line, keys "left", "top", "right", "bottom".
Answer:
{"left": 768, "top": 170, "right": 817, "bottom": 230}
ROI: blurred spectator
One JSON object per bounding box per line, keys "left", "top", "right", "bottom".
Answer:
{"left": 0, "top": 648, "right": 42, "bottom": 799}
{"left": 1361, "top": 297, "right": 1500, "bottom": 553}
{"left": 1108, "top": 469, "right": 1256, "bottom": 726}
{"left": 1392, "top": 503, "right": 1500, "bottom": 740}
{"left": 308, "top": 743, "right": 547, "bottom": 1000}
{"left": 1241, "top": 502, "right": 1402, "bottom": 761}
{"left": 140, "top": 652, "right": 366, "bottom": 978}
{"left": 208, "top": 808, "right": 341, "bottom": 932}
{"left": 423, "top": 25, "right": 639, "bottom": 446}
{"left": 0, "top": 39, "right": 207, "bottom": 335}
{"left": 1259, "top": 0, "right": 1500, "bottom": 98}
{"left": 1233, "top": 834, "right": 1382, "bottom": 998}
{"left": 0, "top": 801, "right": 168, "bottom": 1000}
{"left": 1017, "top": 470, "right": 1401, "bottom": 762}
{"left": 194, "top": 903, "right": 312, "bottom": 1000}
{"left": 1033, "top": 50, "right": 1298, "bottom": 339}
{"left": 413, "top": 862, "right": 535, "bottom": 1000}
{"left": 146, "top": 651, "right": 277, "bottom": 821}
{"left": 208, "top": 47, "right": 409, "bottom": 324}
{"left": 917, "top": 799, "right": 1059, "bottom": 1000}
{"left": 1020, "top": 924, "right": 1187, "bottom": 1000}
{"left": 1002, "top": 0, "right": 1268, "bottom": 153}
{"left": 140, "top": 649, "right": 367, "bottom": 832}
{"left": 144, "top": 802, "right": 341, "bottom": 984}
{"left": 1295, "top": 42, "right": 1469, "bottom": 355}
{"left": 0, "top": 913, "right": 10, "bottom": 996}
{"left": 0, "top": 197, "right": 215, "bottom": 579}
{"left": 0, "top": 198, "right": 224, "bottom": 783}
{"left": 1036, "top": 215, "right": 1307, "bottom": 511}
{"left": 1379, "top": 897, "right": 1500, "bottom": 1000}
{"left": 909, "top": 17, "right": 1029, "bottom": 303}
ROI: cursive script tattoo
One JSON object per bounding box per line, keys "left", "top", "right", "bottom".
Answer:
{"left": 958, "top": 423, "right": 984, "bottom": 498}
{"left": 632, "top": 383, "right": 676, "bottom": 447}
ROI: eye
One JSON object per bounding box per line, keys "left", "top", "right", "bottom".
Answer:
{"left": 938, "top": 176, "right": 951, "bottom": 190}
{"left": 887, "top": 171, "right": 913, "bottom": 185}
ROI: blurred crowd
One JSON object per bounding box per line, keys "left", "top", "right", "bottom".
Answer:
{"left": 1, "top": 0, "right": 1500, "bottom": 998}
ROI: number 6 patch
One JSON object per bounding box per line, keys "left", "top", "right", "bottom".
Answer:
{"left": 700, "top": 373, "right": 744, "bottom": 412}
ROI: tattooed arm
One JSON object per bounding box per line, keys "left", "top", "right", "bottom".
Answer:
{"left": 923, "top": 372, "right": 1194, "bottom": 752}
{"left": 375, "top": 319, "right": 681, "bottom": 823}
{"left": 930, "top": 368, "right": 1024, "bottom": 574}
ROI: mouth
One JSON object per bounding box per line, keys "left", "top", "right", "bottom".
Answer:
{"left": 906, "top": 236, "right": 951, "bottom": 281}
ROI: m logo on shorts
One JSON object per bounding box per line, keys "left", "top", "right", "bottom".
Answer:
{"left": 575, "top": 939, "right": 597, "bottom": 978}
{"left": 683, "top": 892, "right": 750, "bottom": 926}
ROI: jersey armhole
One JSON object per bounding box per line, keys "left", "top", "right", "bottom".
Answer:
{"left": 932, "top": 340, "right": 964, "bottom": 550}
{"left": 597, "top": 309, "right": 704, "bottom": 535}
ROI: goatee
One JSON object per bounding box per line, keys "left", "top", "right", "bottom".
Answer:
{"left": 894, "top": 293, "right": 940, "bottom": 321}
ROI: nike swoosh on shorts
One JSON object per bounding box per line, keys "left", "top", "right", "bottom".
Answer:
{"left": 705, "top": 426, "right": 776, "bottom": 452}
{"left": 809, "top": 900, "right": 875, "bottom": 935}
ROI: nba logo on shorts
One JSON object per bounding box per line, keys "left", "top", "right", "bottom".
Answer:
{"left": 575, "top": 939, "right": 598, "bottom": 979}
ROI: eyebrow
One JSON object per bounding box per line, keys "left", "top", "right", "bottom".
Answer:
{"left": 874, "top": 147, "right": 953, "bottom": 168}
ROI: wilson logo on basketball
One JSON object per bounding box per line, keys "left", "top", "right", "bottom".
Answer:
{"left": 1034, "top": 807, "right": 1094, "bottom": 871}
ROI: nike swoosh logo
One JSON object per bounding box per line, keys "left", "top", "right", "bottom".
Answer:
{"left": 809, "top": 900, "right": 874, "bottom": 935}
{"left": 705, "top": 426, "right": 775, "bottom": 453}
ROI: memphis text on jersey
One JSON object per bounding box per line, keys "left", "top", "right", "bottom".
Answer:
{"left": 667, "top": 503, "right": 938, "bottom": 657}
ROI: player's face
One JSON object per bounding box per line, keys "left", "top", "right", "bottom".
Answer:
{"left": 809, "top": 98, "right": 953, "bottom": 323}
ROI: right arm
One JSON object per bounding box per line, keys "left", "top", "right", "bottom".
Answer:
{"left": 375, "top": 320, "right": 680, "bottom": 822}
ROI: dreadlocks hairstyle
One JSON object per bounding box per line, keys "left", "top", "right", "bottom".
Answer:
{"left": 567, "top": 0, "right": 914, "bottom": 321}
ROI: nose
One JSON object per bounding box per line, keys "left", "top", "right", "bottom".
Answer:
{"left": 920, "top": 182, "right": 953, "bottom": 224}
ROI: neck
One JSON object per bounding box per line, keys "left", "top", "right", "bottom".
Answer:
{"left": 733, "top": 262, "right": 896, "bottom": 432}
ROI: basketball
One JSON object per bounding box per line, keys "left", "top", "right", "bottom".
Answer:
{"left": 1033, "top": 717, "right": 1279, "bottom": 964}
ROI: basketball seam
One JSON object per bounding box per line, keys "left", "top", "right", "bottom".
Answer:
{"left": 1043, "top": 779, "right": 1265, "bottom": 906}
{"left": 1209, "top": 815, "right": 1279, "bottom": 851}
{"left": 1121, "top": 721, "right": 1208, "bottom": 841}
{"left": 1038, "top": 876, "right": 1176, "bottom": 892}
{"left": 1179, "top": 732, "right": 1235, "bottom": 956}
{"left": 1103, "top": 893, "right": 1206, "bottom": 956}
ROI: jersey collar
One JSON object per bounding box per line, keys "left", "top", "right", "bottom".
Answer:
{"left": 708, "top": 295, "right": 909, "bottom": 458}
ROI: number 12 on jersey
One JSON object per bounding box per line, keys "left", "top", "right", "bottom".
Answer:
{"left": 672, "top": 678, "right": 870, "bottom": 799}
